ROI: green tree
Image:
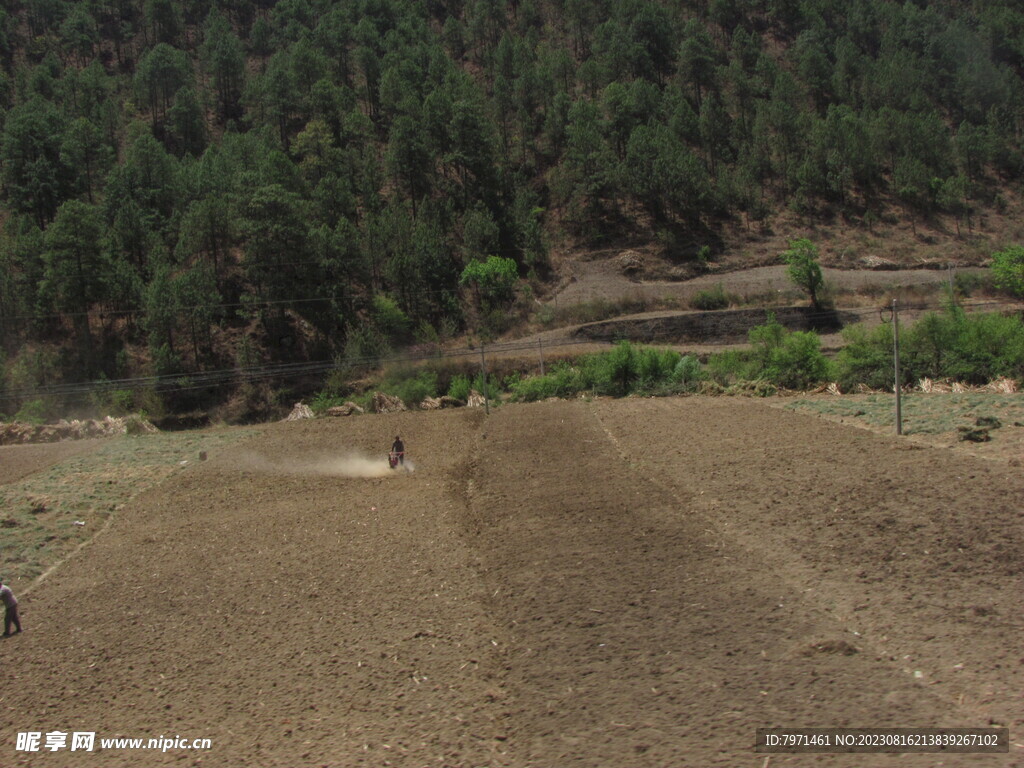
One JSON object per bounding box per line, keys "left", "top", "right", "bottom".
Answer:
{"left": 991, "top": 245, "right": 1024, "bottom": 297}
{"left": 41, "top": 201, "right": 108, "bottom": 372}
{"left": 168, "top": 87, "right": 207, "bottom": 157}
{"left": 200, "top": 10, "right": 246, "bottom": 122}
{"left": 561, "top": 98, "right": 617, "bottom": 222}
{"left": 627, "top": 1, "right": 675, "bottom": 83}
{"left": 622, "top": 123, "right": 709, "bottom": 222}
{"left": 293, "top": 118, "right": 340, "bottom": 186}
{"left": 461, "top": 205, "right": 500, "bottom": 263}
{"left": 60, "top": 4, "right": 99, "bottom": 66}
{"left": 105, "top": 132, "right": 181, "bottom": 238}
{"left": 385, "top": 115, "right": 432, "bottom": 214}
{"left": 60, "top": 117, "right": 113, "bottom": 204}
{"left": 259, "top": 51, "right": 299, "bottom": 144}
{"left": 937, "top": 174, "right": 971, "bottom": 236}
{"left": 315, "top": 8, "right": 354, "bottom": 86}
{"left": 892, "top": 156, "right": 929, "bottom": 234}
{"left": 459, "top": 255, "right": 518, "bottom": 310}
{"left": 135, "top": 43, "right": 193, "bottom": 127}
{"left": 677, "top": 20, "right": 718, "bottom": 109}
{"left": 238, "top": 184, "right": 310, "bottom": 309}
{"left": 1, "top": 98, "right": 69, "bottom": 227}
{"left": 142, "top": 259, "right": 177, "bottom": 353}
{"left": 175, "top": 194, "right": 235, "bottom": 277}
{"left": 144, "top": 0, "right": 182, "bottom": 45}
{"left": 173, "top": 262, "right": 219, "bottom": 363}
{"left": 781, "top": 238, "right": 824, "bottom": 310}
{"left": 25, "top": 0, "right": 66, "bottom": 38}
{"left": 448, "top": 86, "right": 498, "bottom": 201}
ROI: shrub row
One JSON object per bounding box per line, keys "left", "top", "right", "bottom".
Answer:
{"left": 509, "top": 307, "right": 1024, "bottom": 401}
{"left": 310, "top": 307, "right": 1024, "bottom": 409}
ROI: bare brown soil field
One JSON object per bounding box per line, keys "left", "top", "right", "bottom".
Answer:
{"left": 0, "top": 441, "right": 105, "bottom": 486}
{"left": 2, "top": 399, "right": 1022, "bottom": 767}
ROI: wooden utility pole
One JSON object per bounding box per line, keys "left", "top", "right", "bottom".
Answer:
{"left": 892, "top": 299, "right": 902, "bottom": 435}
{"left": 478, "top": 343, "right": 490, "bottom": 415}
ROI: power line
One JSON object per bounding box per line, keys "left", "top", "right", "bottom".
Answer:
{"left": 1, "top": 299, "right": 1016, "bottom": 405}
{"left": 0, "top": 337, "right": 606, "bottom": 404}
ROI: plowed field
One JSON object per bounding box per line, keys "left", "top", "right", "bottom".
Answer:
{"left": 3, "top": 398, "right": 1022, "bottom": 767}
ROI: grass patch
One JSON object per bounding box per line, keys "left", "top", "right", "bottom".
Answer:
{"left": 544, "top": 294, "right": 683, "bottom": 327}
{"left": 0, "top": 428, "right": 254, "bottom": 584}
{"left": 785, "top": 393, "right": 1024, "bottom": 436}
{"left": 690, "top": 284, "right": 735, "bottom": 310}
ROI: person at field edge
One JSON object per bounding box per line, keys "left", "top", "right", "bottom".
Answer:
{"left": 390, "top": 436, "right": 405, "bottom": 468}
{"left": 0, "top": 578, "right": 21, "bottom": 637}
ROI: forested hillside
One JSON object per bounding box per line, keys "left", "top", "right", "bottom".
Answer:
{"left": 1, "top": 0, "right": 1023, "bottom": 419}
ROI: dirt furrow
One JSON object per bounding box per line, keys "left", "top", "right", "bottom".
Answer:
{"left": 458, "top": 400, "right": 1001, "bottom": 767}
{"left": 595, "top": 396, "right": 1024, "bottom": 763}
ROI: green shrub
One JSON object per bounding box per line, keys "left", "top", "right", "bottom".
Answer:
{"left": 14, "top": 398, "right": 49, "bottom": 424}
{"left": 151, "top": 343, "right": 182, "bottom": 377}
{"left": 940, "top": 311, "right": 1024, "bottom": 383}
{"left": 762, "top": 331, "right": 834, "bottom": 388}
{"left": 991, "top": 245, "right": 1024, "bottom": 297}
{"left": 90, "top": 386, "right": 136, "bottom": 416}
{"left": 472, "top": 370, "right": 502, "bottom": 398}
{"left": 836, "top": 323, "right": 894, "bottom": 391}
{"left": 310, "top": 391, "right": 348, "bottom": 414}
{"left": 953, "top": 271, "right": 992, "bottom": 298}
{"left": 502, "top": 371, "right": 522, "bottom": 390}
{"left": 460, "top": 255, "right": 519, "bottom": 309}
{"left": 704, "top": 349, "right": 757, "bottom": 386}
{"left": 535, "top": 304, "right": 555, "bottom": 328}
{"left": 510, "top": 343, "right": 698, "bottom": 400}
{"left": 836, "top": 308, "right": 1024, "bottom": 388}
{"left": 345, "top": 324, "right": 389, "bottom": 367}
{"left": 387, "top": 369, "right": 438, "bottom": 406}
{"left": 637, "top": 347, "right": 681, "bottom": 388}
{"left": 482, "top": 306, "right": 513, "bottom": 336}
{"left": 690, "top": 284, "right": 731, "bottom": 310}
{"left": 902, "top": 310, "right": 960, "bottom": 380}
{"left": 594, "top": 341, "right": 640, "bottom": 396}
{"left": 372, "top": 294, "right": 411, "bottom": 344}
{"left": 748, "top": 315, "right": 832, "bottom": 389}
{"left": 447, "top": 374, "right": 472, "bottom": 402}
{"left": 671, "top": 355, "right": 704, "bottom": 389}
{"left": 4, "top": 346, "right": 61, "bottom": 395}
{"left": 510, "top": 362, "right": 584, "bottom": 402}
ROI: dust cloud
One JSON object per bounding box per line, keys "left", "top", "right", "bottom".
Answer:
{"left": 231, "top": 451, "right": 413, "bottom": 478}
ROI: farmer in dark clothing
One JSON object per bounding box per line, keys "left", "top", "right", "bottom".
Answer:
{"left": 390, "top": 436, "right": 405, "bottom": 468}
{"left": 0, "top": 578, "right": 21, "bottom": 637}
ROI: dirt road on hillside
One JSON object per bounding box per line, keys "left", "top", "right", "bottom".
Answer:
{"left": 550, "top": 263, "right": 985, "bottom": 306}
{"left": 1, "top": 400, "right": 1021, "bottom": 766}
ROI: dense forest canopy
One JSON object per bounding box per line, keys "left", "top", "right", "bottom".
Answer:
{"left": 1, "top": 0, "right": 1023, "bottom": 415}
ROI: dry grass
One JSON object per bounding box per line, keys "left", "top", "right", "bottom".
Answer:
{"left": 780, "top": 392, "right": 1024, "bottom": 462}
{"left": 784, "top": 392, "right": 1024, "bottom": 434}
